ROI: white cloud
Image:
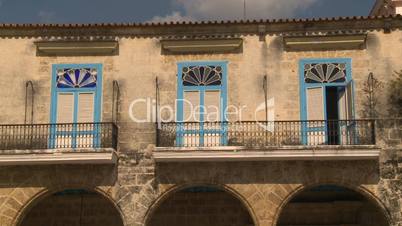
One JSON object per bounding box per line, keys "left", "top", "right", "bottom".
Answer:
{"left": 175, "top": 0, "right": 318, "bottom": 20}
{"left": 149, "top": 11, "right": 195, "bottom": 23}
{"left": 38, "top": 10, "right": 56, "bottom": 23}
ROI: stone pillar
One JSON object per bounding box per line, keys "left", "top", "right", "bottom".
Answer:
{"left": 376, "top": 119, "right": 402, "bottom": 226}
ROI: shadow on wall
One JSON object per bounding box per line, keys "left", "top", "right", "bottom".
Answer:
{"left": 18, "top": 189, "right": 124, "bottom": 226}
{"left": 147, "top": 186, "right": 255, "bottom": 226}
{"left": 0, "top": 164, "right": 117, "bottom": 189}
{"left": 277, "top": 185, "right": 389, "bottom": 226}
{"left": 155, "top": 159, "right": 381, "bottom": 186}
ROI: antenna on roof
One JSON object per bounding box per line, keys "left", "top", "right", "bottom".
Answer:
{"left": 243, "top": 0, "right": 247, "bottom": 20}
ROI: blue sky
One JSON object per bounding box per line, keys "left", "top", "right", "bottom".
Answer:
{"left": 0, "top": 0, "right": 376, "bottom": 23}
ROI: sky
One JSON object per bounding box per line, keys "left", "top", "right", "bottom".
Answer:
{"left": 0, "top": 0, "right": 376, "bottom": 24}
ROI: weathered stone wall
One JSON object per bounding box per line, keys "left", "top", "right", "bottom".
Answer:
{"left": 376, "top": 119, "right": 402, "bottom": 147}
{"left": 379, "top": 149, "right": 402, "bottom": 226}
{"left": 376, "top": 119, "right": 402, "bottom": 226}
{"left": 0, "top": 164, "right": 118, "bottom": 226}
{"left": 0, "top": 150, "right": 399, "bottom": 226}
{"left": 0, "top": 26, "right": 400, "bottom": 226}
{"left": 0, "top": 30, "right": 401, "bottom": 149}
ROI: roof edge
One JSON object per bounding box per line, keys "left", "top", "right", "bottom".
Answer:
{"left": 0, "top": 15, "right": 399, "bottom": 28}
{"left": 0, "top": 15, "right": 401, "bottom": 37}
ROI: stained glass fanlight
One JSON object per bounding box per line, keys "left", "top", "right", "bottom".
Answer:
{"left": 56, "top": 68, "right": 97, "bottom": 88}
{"left": 304, "top": 63, "right": 346, "bottom": 83}
{"left": 182, "top": 65, "right": 223, "bottom": 86}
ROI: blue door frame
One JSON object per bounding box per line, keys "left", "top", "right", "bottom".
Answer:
{"left": 176, "top": 61, "right": 228, "bottom": 146}
{"left": 299, "top": 58, "right": 355, "bottom": 145}
{"left": 50, "top": 64, "right": 103, "bottom": 148}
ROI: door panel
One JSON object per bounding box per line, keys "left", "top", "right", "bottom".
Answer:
{"left": 338, "top": 87, "right": 347, "bottom": 120}
{"left": 76, "top": 93, "right": 96, "bottom": 147}
{"left": 56, "top": 93, "right": 74, "bottom": 123}
{"left": 204, "top": 91, "right": 220, "bottom": 122}
{"left": 338, "top": 81, "right": 355, "bottom": 144}
{"left": 183, "top": 91, "right": 200, "bottom": 122}
{"left": 55, "top": 93, "right": 74, "bottom": 147}
{"left": 203, "top": 91, "right": 221, "bottom": 146}
{"left": 338, "top": 82, "right": 353, "bottom": 120}
{"left": 77, "top": 93, "right": 95, "bottom": 123}
{"left": 346, "top": 81, "right": 354, "bottom": 119}
{"left": 305, "top": 87, "right": 326, "bottom": 145}
{"left": 306, "top": 87, "right": 325, "bottom": 121}
{"left": 182, "top": 91, "right": 200, "bottom": 147}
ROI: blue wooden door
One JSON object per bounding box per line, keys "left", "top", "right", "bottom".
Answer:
{"left": 300, "top": 59, "right": 354, "bottom": 145}
{"left": 50, "top": 65, "right": 102, "bottom": 148}
{"left": 176, "top": 62, "right": 227, "bottom": 147}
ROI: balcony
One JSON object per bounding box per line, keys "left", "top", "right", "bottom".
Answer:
{"left": 155, "top": 120, "right": 380, "bottom": 162}
{"left": 0, "top": 122, "right": 118, "bottom": 165}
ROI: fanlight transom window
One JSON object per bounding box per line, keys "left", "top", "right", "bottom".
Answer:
{"left": 56, "top": 68, "right": 97, "bottom": 88}
{"left": 304, "top": 63, "right": 346, "bottom": 83}
{"left": 182, "top": 65, "right": 223, "bottom": 86}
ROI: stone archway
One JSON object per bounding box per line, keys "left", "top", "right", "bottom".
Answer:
{"left": 145, "top": 185, "right": 256, "bottom": 226}
{"left": 17, "top": 188, "right": 124, "bottom": 226}
{"left": 275, "top": 185, "right": 390, "bottom": 226}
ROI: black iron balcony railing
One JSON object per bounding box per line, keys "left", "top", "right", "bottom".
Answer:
{"left": 0, "top": 122, "right": 118, "bottom": 150}
{"left": 157, "top": 120, "right": 376, "bottom": 147}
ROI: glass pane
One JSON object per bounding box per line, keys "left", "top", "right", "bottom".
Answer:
{"left": 56, "top": 68, "right": 97, "bottom": 88}
{"left": 304, "top": 63, "right": 346, "bottom": 83}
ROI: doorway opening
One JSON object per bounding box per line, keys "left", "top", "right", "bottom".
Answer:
{"left": 326, "top": 86, "right": 340, "bottom": 145}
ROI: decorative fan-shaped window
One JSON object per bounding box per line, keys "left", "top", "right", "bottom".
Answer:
{"left": 56, "top": 68, "right": 97, "bottom": 88}
{"left": 182, "top": 65, "right": 223, "bottom": 86}
{"left": 304, "top": 63, "right": 347, "bottom": 83}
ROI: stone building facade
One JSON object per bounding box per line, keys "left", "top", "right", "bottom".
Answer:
{"left": 0, "top": 4, "right": 401, "bottom": 226}
{"left": 371, "top": 0, "right": 402, "bottom": 16}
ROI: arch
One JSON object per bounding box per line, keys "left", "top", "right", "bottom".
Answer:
{"left": 144, "top": 183, "right": 259, "bottom": 226}
{"left": 14, "top": 187, "right": 125, "bottom": 226}
{"left": 272, "top": 183, "right": 392, "bottom": 226}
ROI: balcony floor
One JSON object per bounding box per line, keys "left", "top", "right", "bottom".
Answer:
{"left": 0, "top": 148, "right": 118, "bottom": 165}
{"left": 154, "top": 145, "right": 380, "bottom": 162}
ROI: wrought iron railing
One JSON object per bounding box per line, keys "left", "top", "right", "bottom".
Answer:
{"left": 0, "top": 122, "right": 118, "bottom": 150}
{"left": 157, "top": 120, "right": 376, "bottom": 147}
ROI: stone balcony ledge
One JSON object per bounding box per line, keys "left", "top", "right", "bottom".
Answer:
{"left": 0, "top": 148, "right": 118, "bottom": 166}
{"left": 154, "top": 145, "right": 380, "bottom": 162}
